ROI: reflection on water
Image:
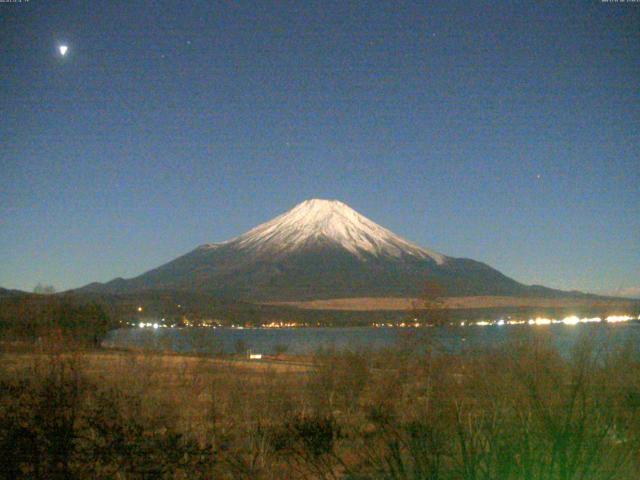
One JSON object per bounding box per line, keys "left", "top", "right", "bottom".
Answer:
{"left": 103, "top": 322, "right": 640, "bottom": 357}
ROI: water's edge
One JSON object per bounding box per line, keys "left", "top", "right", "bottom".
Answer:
{"left": 104, "top": 323, "right": 640, "bottom": 356}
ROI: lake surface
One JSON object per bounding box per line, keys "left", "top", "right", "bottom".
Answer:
{"left": 104, "top": 322, "right": 640, "bottom": 356}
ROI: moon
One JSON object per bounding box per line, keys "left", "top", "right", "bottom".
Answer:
{"left": 59, "top": 45, "right": 68, "bottom": 56}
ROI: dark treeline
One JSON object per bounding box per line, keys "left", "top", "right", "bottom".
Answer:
{"left": 0, "top": 294, "right": 118, "bottom": 347}
{"left": 3, "top": 289, "right": 637, "bottom": 333}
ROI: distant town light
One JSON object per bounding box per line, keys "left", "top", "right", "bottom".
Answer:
{"left": 530, "top": 317, "right": 552, "bottom": 325}
{"left": 561, "top": 316, "right": 580, "bottom": 325}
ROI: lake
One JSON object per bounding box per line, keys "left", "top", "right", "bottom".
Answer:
{"left": 103, "top": 321, "right": 640, "bottom": 356}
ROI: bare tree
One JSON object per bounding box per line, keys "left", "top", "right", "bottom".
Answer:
{"left": 411, "top": 279, "right": 450, "bottom": 327}
{"left": 33, "top": 283, "right": 57, "bottom": 295}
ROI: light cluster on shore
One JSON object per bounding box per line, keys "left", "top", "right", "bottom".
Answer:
{"left": 372, "top": 314, "right": 639, "bottom": 328}
{"left": 261, "top": 321, "right": 309, "bottom": 328}
{"left": 131, "top": 314, "right": 639, "bottom": 329}
{"left": 134, "top": 321, "right": 310, "bottom": 329}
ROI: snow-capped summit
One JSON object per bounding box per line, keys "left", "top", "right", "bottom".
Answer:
{"left": 208, "top": 199, "right": 445, "bottom": 263}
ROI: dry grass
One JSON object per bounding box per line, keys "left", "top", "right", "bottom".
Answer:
{"left": 265, "top": 295, "right": 637, "bottom": 311}
{"left": 1, "top": 349, "right": 310, "bottom": 445}
{"left": 1, "top": 329, "right": 640, "bottom": 479}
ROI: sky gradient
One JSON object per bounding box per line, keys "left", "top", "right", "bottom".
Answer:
{"left": 1, "top": 1, "right": 639, "bottom": 296}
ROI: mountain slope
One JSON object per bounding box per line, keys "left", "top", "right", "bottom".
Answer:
{"left": 79, "top": 199, "right": 578, "bottom": 301}
{"left": 0, "top": 287, "right": 29, "bottom": 298}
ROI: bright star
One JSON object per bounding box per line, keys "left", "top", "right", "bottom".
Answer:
{"left": 59, "top": 45, "right": 68, "bottom": 56}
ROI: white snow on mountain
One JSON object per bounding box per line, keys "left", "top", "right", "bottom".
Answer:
{"left": 202, "top": 199, "right": 446, "bottom": 264}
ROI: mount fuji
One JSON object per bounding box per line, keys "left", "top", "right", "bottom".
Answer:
{"left": 79, "top": 199, "right": 572, "bottom": 301}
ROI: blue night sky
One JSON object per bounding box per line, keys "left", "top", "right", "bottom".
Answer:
{"left": 1, "top": 1, "right": 639, "bottom": 295}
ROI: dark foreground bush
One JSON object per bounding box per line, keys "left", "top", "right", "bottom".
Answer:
{"left": 0, "top": 353, "right": 215, "bottom": 479}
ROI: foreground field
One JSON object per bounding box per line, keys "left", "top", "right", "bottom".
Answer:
{"left": 2, "top": 329, "right": 640, "bottom": 479}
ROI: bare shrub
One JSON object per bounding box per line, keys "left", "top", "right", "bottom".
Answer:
{"left": 306, "top": 349, "right": 370, "bottom": 414}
